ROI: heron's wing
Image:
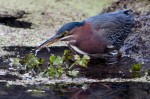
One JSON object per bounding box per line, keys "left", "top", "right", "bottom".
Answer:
{"left": 87, "top": 13, "right": 133, "bottom": 46}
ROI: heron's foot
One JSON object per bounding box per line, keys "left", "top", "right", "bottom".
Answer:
{"left": 104, "top": 50, "right": 119, "bottom": 64}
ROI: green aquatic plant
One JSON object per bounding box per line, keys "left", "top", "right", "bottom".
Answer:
{"left": 20, "top": 53, "right": 45, "bottom": 73}
{"left": 132, "top": 72, "right": 141, "bottom": 78}
{"left": 74, "top": 55, "right": 90, "bottom": 68}
{"left": 131, "top": 63, "right": 142, "bottom": 78}
{"left": 45, "top": 55, "right": 65, "bottom": 78}
{"left": 45, "top": 50, "right": 90, "bottom": 78}
{"left": 131, "top": 63, "right": 142, "bottom": 72}
{"left": 62, "top": 50, "right": 74, "bottom": 61}
{"left": 10, "top": 50, "right": 90, "bottom": 78}
{"left": 45, "top": 65, "right": 64, "bottom": 78}
{"left": 67, "top": 70, "right": 79, "bottom": 77}
{"left": 9, "top": 58, "right": 21, "bottom": 68}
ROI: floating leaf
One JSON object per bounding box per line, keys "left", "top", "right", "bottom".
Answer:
{"left": 80, "top": 55, "right": 90, "bottom": 67}
{"left": 57, "top": 67, "right": 64, "bottom": 74}
{"left": 48, "top": 54, "right": 65, "bottom": 78}
{"left": 74, "top": 55, "right": 81, "bottom": 61}
{"left": 82, "top": 55, "right": 90, "bottom": 60}
{"left": 68, "top": 70, "right": 79, "bottom": 77}
{"left": 26, "top": 57, "right": 39, "bottom": 67}
{"left": 53, "top": 56, "right": 63, "bottom": 65}
{"left": 63, "top": 50, "right": 73, "bottom": 61}
{"left": 46, "top": 65, "right": 64, "bottom": 78}
{"left": 50, "top": 55, "right": 57, "bottom": 64}
{"left": 50, "top": 55, "right": 63, "bottom": 65}
{"left": 74, "top": 55, "right": 90, "bottom": 68}
{"left": 46, "top": 65, "right": 55, "bottom": 78}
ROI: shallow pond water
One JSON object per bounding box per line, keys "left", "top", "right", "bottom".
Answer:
{"left": 0, "top": 46, "right": 150, "bottom": 99}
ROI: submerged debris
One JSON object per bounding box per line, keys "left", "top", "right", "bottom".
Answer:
{"left": 4, "top": 75, "right": 150, "bottom": 86}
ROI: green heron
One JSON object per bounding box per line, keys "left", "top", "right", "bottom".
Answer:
{"left": 36, "top": 9, "right": 134, "bottom": 62}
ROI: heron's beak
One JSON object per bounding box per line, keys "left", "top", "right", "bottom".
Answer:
{"left": 36, "top": 32, "right": 74, "bottom": 51}
{"left": 36, "top": 35, "right": 61, "bottom": 51}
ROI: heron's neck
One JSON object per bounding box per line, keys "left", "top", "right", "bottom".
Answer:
{"left": 71, "top": 22, "right": 93, "bottom": 37}
{"left": 61, "top": 22, "right": 93, "bottom": 47}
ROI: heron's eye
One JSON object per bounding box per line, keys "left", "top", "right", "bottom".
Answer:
{"left": 63, "top": 31, "right": 69, "bottom": 36}
{"left": 64, "top": 31, "right": 69, "bottom": 35}
{"left": 60, "top": 31, "right": 69, "bottom": 38}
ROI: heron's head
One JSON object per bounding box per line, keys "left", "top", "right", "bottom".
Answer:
{"left": 36, "top": 21, "right": 85, "bottom": 51}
